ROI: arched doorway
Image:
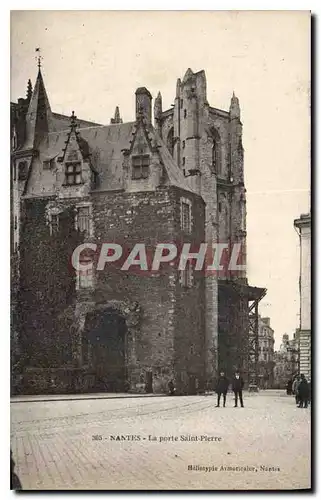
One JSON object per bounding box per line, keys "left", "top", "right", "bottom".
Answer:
{"left": 84, "top": 308, "right": 127, "bottom": 392}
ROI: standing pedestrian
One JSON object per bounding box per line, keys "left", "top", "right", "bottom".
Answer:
{"left": 232, "top": 371, "right": 244, "bottom": 408}
{"left": 292, "top": 375, "right": 300, "bottom": 405}
{"left": 308, "top": 380, "right": 311, "bottom": 405}
{"left": 168, "top": 379, "right": 175, "bottom": 396}
{"left": 215, "top": 371, "right": 229, "bottom": 407}
{"left": 286, "top": 379, "right": 293, "bottom": 395}
{"left": 297, "top": 374, "right": 310, "bottom": 408}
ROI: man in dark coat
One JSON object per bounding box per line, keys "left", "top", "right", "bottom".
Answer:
{"left": 232, "top": 371, "right": 244, "bottom": 407}
{"left": 215, "top": 371, "right": 229, "bottom": 407}
{"left": 298, "top": 374, "right": 310, "bottom": 408}
{"left": 286, "top": 379, "right": 293, "bottom": 395}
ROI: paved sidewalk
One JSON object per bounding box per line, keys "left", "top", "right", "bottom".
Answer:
{"left": 11, "top": 390, "right": 311, "bottom": 491}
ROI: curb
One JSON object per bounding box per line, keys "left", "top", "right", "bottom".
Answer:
{"left": 11, "top": 393, "right": 166, "bottom": 404}
{"left": 11, "top": 393, "right": 215, "bottom": 404}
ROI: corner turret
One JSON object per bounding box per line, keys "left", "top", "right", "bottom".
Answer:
{"left": 229, "top": 91, "right": 241, "bottom": 120}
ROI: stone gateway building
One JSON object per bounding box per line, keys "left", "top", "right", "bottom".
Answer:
{"left": 11, "top": 66, "right": 264, "bottom": 395}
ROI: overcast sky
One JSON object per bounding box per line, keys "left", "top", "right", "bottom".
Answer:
{"left": 10, "top": 10, "right": 310, "bottom": 348}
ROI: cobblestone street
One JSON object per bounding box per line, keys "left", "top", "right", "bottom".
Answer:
{"left": 10, "top": 390, "right": 311, "bottom": 490}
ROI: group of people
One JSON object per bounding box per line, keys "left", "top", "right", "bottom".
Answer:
{"left": 288, "top": 374, "right": 311, "bottom": 408}
{"left": 215, "top": 370, "right": 245, "bottom": 407}
{"left": 167, "top": 371, "right": 244, "bottom": 406}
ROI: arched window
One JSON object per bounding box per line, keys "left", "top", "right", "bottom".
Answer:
{"left": 166, "top": 128, "right": 174, "bottom": 157}
{"left": 209, "top": 128, "right": 222, "bottom": 175}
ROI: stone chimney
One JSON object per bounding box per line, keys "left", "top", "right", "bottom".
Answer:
{"left": 135, "top": 87, "right": 152, "bottom": 123}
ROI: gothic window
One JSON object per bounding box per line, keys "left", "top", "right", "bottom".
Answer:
{"left": 132, "top": 155, "right": 150, "bottom": 180}
{"left": 210, "top": 128, "right": 222, "bottom": 175}
{"left": 12, "top": 132, "right": 17, "bottom": 151}
{"left": 65, "top": 162, "right": 82, "bottom": 185}
{"left": 18, "top": 161, "right": 28, "bottom": 181}
{"left": 184, "top": 109, "right": 187, "bottom": 119}
{"left": 182, "top": 140, "right": 185, "bottom": 149}
{"left": 77, "top": 258, "right": 94, "bottom": 289}
{"left": 166, "top": 128, "right": 174, "bottom": 157}
{"left": 181, "top": 199, "right": 192, "bottom": 233}
{"left": 14, "top": 216, "right": 17, "bottom": 230}
{"left": 76, "top": 206, "right": 91, "bottom": 235}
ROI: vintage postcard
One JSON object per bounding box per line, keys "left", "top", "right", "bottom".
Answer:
{"left": 10, "top": 10, "right": 311, "bottom": 491}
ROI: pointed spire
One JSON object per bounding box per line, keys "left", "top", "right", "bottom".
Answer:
{"left": 26, "top": 79, "right": 33, "bottom": 102}
{"left": 110, "top": 106, "right": 123, "bottom": 124}
{"left": 24, "top": 67, "right": 55, "bottom": 149}
{"left": 183, "top": 68, "right": 194, "bottom": 83}
{"left": 154, "top": 91, "right": 163, "bottom": 134}
{"left": 114, "top": 106, "right": 120, "bottom": 123}
{"left": 154, "top": 91, "right": 162, "bottom": 120}
{"left": 229, "top": 91, "right": 240, "bottom": 119}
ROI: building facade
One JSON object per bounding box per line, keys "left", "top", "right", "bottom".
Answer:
{"left": 11, "top": 66, "right": 263, "bottom": 394}
{"left": 294, "top": 213, "right": 311, "bottom": 382}
{"left": 273, "top": 332, "right": 300, "bottom": 388}
{"left": 257, "top": 316, "right": 275, "bottom": 389}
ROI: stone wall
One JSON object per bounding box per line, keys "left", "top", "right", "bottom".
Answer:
{"left": 17, "top": 186, "right": 205, "bottom": 394}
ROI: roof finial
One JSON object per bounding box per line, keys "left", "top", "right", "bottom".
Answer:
{"left": 35, "top": 47, "right": 43, "bottom": 69}
{"left": 70, "top": 110, "right": 78, "bottom": 131}
{"left": 110, "top": 106, "right": 123, "bottom": 124}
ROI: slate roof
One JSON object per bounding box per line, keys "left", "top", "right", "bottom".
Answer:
{"left": 37, "top": 121, "right": 193, "bottom": 193}
{"left": 52, "top": 112, "right": 102, "bottom": 131}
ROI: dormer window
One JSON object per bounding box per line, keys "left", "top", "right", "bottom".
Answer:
{"left": 132, "top": 155, "right": 150, "bottom": 180}
{"left": 43, "top": 158, "right": 55, "bottom": 170}
{"left": 65, "top": 162, "right": 82, "bottom": 185}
